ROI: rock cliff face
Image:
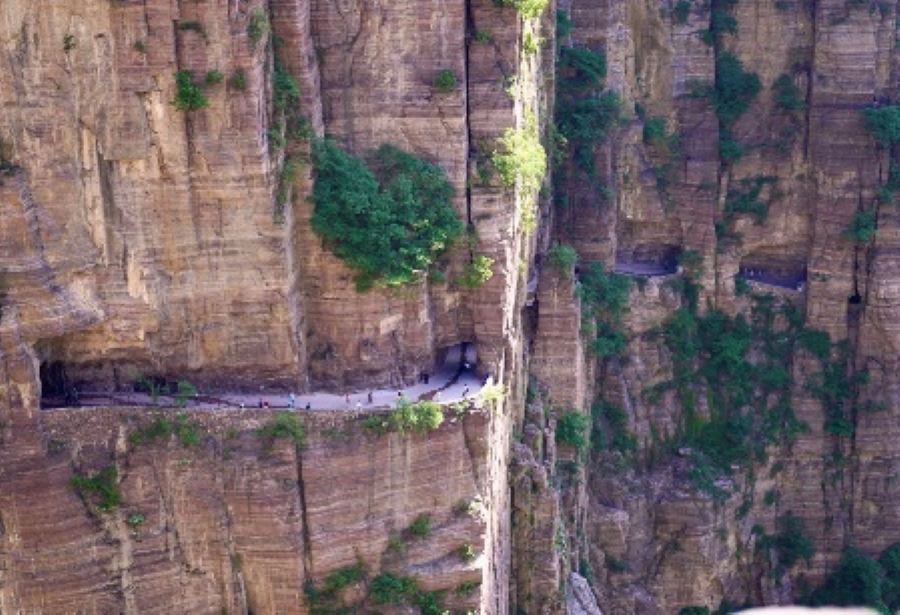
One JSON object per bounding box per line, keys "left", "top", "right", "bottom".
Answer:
{"left": 5, "top": 0, "right": 900, "bottom": 612}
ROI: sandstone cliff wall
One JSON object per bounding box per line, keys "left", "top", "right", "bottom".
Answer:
{"left": 0, "top": 406, "right": 489, "bottom": 613}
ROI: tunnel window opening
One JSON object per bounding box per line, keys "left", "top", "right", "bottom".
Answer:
{"left": 613, "top": 244, "right": 681, "bottom": 276}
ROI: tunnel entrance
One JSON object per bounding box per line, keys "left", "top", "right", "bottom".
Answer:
{"left": 39, "top": 361, "right": 79, "bottom": 407}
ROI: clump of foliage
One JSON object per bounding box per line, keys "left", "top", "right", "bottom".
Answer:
{"left": 673, "top": 0, "right": 692, "bottom": 24}
{"left": 548, "top": 244, "right": 578, "bottom": 278}
{"left": 556, "top": 410, "right": 590, "bottom": 453}
{"left": 457, "top": 544, "right": 477, "bottom": 562}
{"left": 806, "top": 546, "right": 885, "bottom": 609}
{"left": 257, "top": 412, "right": 307, "bottom": 448}
{"left": 459, "top": 254, "right": 495, "bottom": 289}
{"left": 248, "top": 8, "right": 269, "bottom": 48}
{"left": 311, "top": 140, "right": 463, "bottom": 290}
{"left": 71, "top": 466, "right": 121, "bottom": 512}
{"left": 390, "top": 399, "right": 444, "bottom": 433}
{"left": 722, "top": 176, "right": 778, "bottom": 235}
{"left": 646, "top": 293, "right": 815, "bottom": 498}
{"left": 205, "top": 70, "right": 223, "bottom": 85}
{"left": 773, "top": 74, "right": 805, "bottom": 113}
{"left": 363, "top": 399, "right": 445, "bottom": 435}
{"left": 759, "top": 512, "right": 815, "bottom": 572}
{"left": 433, "top": 69, "right": 458, "bottom": 92}
{"left": 862, "top": 105, "right": 900, "bottom": 146}
{"left": 406, "top": 513, "right": 432, "bottom": 538}
{"left": 177, "top": 21, "right": 207, "bottom": 41}
{"left": 172, "top": 70, "right": 209, "bottom": 111}
{"left": 274, "top": 64, "right": 301, "bottom": 113}
{"left": 493, "top": 117, "right": 547, "bottom": 198}
{"left": 175, "top": 379, "right": 197, "bottom": 408}
{"left": 559, "top": 46, "right": 606, "bottom": 89}
{"left": 129, "top": 413, "right": 202, "bottom": 448}
{"left": 592, "top": 400, "right": 637, "bottom": 455}
{"left": 228, "top": 70, "right": 247, "bottom": 90}
{"left": 578, "top": 263, "right": 631, "bottom": 358}
{"left": 496, "top": 0, "right": 549, "bottom": 19}
{"left": 556, "top": 92, "right": 622, "bottom": 148}
{"left": 370, "top": 573, "right": 419, "bottom": 605}
{"left": 842, "top": 209, "right": 877, "bottom": 243}
{"left": 305, "top": 559, "right": 368, "bottom": 611}
{"left": 63, "top": 33, "right": 76, "bottom": 52}
{"left": 475, "top": 30, "right": 494, "bottom": 44}
{"left": 714, "top": 52, "right": 762, "bottom": 127}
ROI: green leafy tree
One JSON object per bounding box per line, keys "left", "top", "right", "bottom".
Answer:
{"left": 172, "top": 70, "right": 209, "bottom": 111}
{"left": 863, "top": 106, "right": 900, "bottom": 146}
{"left": 311, "top": 140, "right": 463, "bottom": 290}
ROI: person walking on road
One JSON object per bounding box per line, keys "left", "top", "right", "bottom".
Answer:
{"left": 289, "top": 393, "right": 296, "bottom": 409}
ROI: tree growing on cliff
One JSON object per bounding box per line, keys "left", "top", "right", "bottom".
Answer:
{"left": 172, "top": 71, "right": 209, "bottom": 111}
{"left": 311, "top": 140, "right": 463, "bottom": 291}
{"left": 863, "top": 105, "right": 900, "bottom": 146}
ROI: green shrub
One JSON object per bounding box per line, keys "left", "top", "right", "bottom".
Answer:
{"left": 673, "top": 0, "right": 692, "bottom": 23}
{"left": 714, "top": 52, "right": 762, "bottom": 126}
{"left": 177, "top": 21, "right": 206, "bottom": 40}
{"left": 643, "top": 117, "right": 667, "bottom": 143}
{"left": 274, "top": 65, "right": 301, "bottom": 112}
{"left": 205, "top": 70, "right": 223, "bottom": 85}
{"left": 433, "top": 69, "right": 458, "bottom": 92}
{"left": 523, "top": 31, "right": 542, "bottom": 56}
{"left": 71, "top": 466, "right": 121, "bottom": 512}
{"left": 556, "top": 92, "right": 622, "bottom": 144}
{"left": 133, "top": 40, "right": 147, "bottom": 54}
{"left": 371, "top": 574, "right": 419, "bottom": 605}
{"left": 257, "top": 412, "right": 307, "bottom": 448}
{"left": 725, "top": 176, "right": 777, "bottom": 224}
{"left": 457, "top": 580, "right": 480, "bottom": 596}
{"left": 407, "top": 513, "right": 432, "bottom": 538}
{"left": 248, "top": 8, "right": 269, "bottom": 48}
{"left": 458, "top": 544, "right": 477, "bottom": 562}
{"left": 548, "top": 244, "right": 578, "bottom": 277}
{"left": 770, "top": 512, "right": 815, "bottom": 568}
{"left": 323, "top": 560, "right": 367, "bottom": 594}
{"left": 842, "top": 209, "right": 878, "bottom": 242}
{"left": 797, "top": 328, "right": 831, "bottom": 360}
{"left": 459, "top": 255, "right": 494, "bottom": 289}
{"left": 172, "top": 70, "right": 209, "bottom": 111}
{"left": 679, "top": 608, "right": 710, "bottom": 615}
{"left": 559, "top": 46, "right": 606, "bottom": 90}
{"left": 228, "top": 70, "right": 247, "bottom": 90}
{"left": 880, "top": 543, "right": 900, "bottom": 610}
{"left": 718, "top": 134, "right": 745, "bottom": 164}
{"left": 863, "top": 105, "right": 900, "bottom": 146}
{"left": 311, "top": 140, "right": 463, "bottom": 290}
{"left": 556, "top": 410, "right": 589, "bottom": 453}
{"left": 129, "top": 413, "right": 202, "bottom": 448}
{"left": 773, "top": 74, "right": 805, "bottom": 112}
{"left": 592, "top": 401, "right": 637, "bottom": 454}
{"left": 63, "top": 33, "right": 76, "bottom": 52}
{"left": 496, "top": 0, "right": 549, "bottom": 19}
{"left": 127, "top": 513, "right": 145, "bottom": 527}
{"left": 493, "top": 118, "right": 547, "bottom": 197}
{"left": 807, "top": 546, "right": 884, "bottom": 608}
{"left": 175, "top": 379, "right": 197, "bottom": 408}
{"left": 475, "top": 30, "right": 494, "bottom": 43}
{"left": 389, "top": 399, "right": 444, "bottom": 433}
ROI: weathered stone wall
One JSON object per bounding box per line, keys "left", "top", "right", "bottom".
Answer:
{"left": 0, "top": 407, "right": 489, "bottom": 613}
